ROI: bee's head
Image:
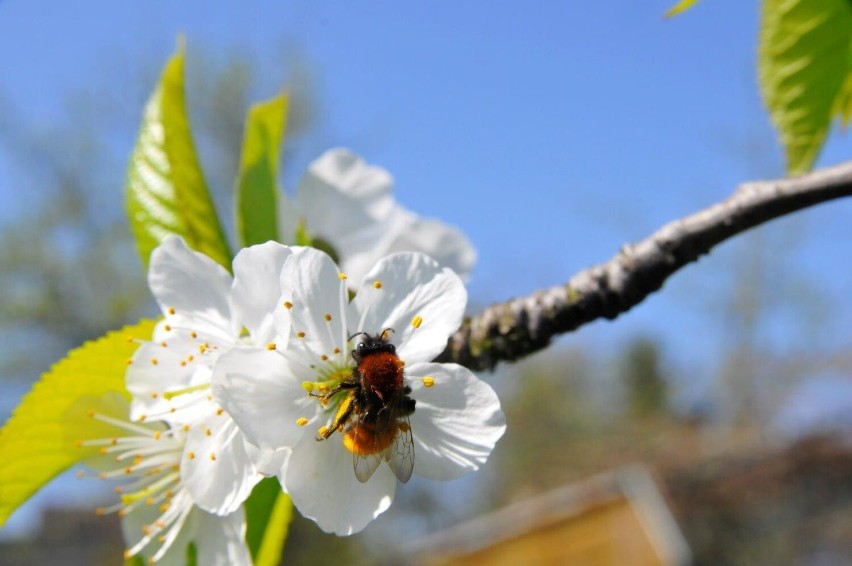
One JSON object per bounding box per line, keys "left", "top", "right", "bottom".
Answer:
{"left": 350, "top": 329, "right": 396, "bottom": 361}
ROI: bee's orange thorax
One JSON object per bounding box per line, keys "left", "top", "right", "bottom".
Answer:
{"left": 358, "top": 351, "right": 404, "bottom": 398}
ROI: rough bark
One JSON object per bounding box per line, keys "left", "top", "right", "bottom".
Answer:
{"left": 437, "top": 161, "right": 852, "bottom": 371}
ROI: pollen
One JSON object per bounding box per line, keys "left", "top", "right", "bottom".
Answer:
{"left": 183, "top": 424, "right": 190, "bottom": 432}
{"left": 190, "top": 331, "right": 198, "bottom": 339}
{"left": 297, "top": 417, "right": 308, "bottom": 427}
{"left": 205, "top": 428, "right": 212, "bottom": 436}
{"left": 297, "top": 331, "right": 306, "bottom": 338}
{"left": 266, "top": 342, "right": 277, "bottom": 350}
{"left": 373, "top": 280, "right": 383, "bottom": 289}
{"left": 153, "top": 431, "right": 162, "bottom": 440}
{"left": 150, "top": 392, "right": 158, "bottom": 399}
{"left": 199, "top": 343, "right": 208, "bottom": 353}
{"left": 160, "top": 341, "right": 167, "bottom": 348}
{"left": 302, "top": 381, "right": 315, "bottom": 393}
{"left": 209, "top": 453, "right": 216, "bottom": 461}
{"left": 180, "top": 361, "right": 187, "bottom": 367}
{"left": 411, "top": 315, "right": 423, "bottom": 329}
{"left": 321, "top": 354, "right": 328, "bottom": 361}
{"left": 338, "top": 272, "right": 347, "bottom": 281}
{"left": 164, "top": 324, "right": 171, "bottom": 332}
{"left": 167, "top": 306, "right": 176, "bottom": 315}
{"left": 422, "top": 376, "right": 435, "bottom": 387}
{"left": 150, "top": 358, "right": 158, "bottom": 365}
{"left": 318, "top": 425, "right": 329, "bottom": 437}
{"left": 283, "top": 301, "right": 293, "bottom": 310}
{"left": 324, "top": 313, "right": 332, "bottom": 321}
{"left": 333, "top": 347, "right": 341, "bottom": 354}
{"left": 125, "top": 358, "right": 133, "bottom": 366}
{"left": 216, "top": 408, "right": 224, "bottom": 416}
{"left": 188, "top": 451, "right": 195, "bottom": 460}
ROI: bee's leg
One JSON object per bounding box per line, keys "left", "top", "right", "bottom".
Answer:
{"left": 310, "top": 380, "right": 358, "bottom": 402}
{"left": 317, "top": 390, "right": 357, "bottom": 441}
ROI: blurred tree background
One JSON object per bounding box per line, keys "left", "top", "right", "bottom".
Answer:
{"left": 2, "top": 43, "right": 852, "bottom": 566}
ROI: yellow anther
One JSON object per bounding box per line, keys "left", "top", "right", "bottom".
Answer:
{"left": 87, "top": 410, "right": 96, "bottom": 418}
{"left": 199, "top": 343, "right": 208, "bottom": 353}
{"left": 160, "top": 341, "right": 167, "bottom": 348}
{"left": 150, "top": 358, "right": 158, "bottom": 365}
{"left": 150, "top": 392, "right": 158, "bottom": 399}
{"left": 164, "top": 324, "right": 171, "bottom": 332}
{"left": 187, "top": 355, "right": 194, "bottom": 362}
{"left": 167, "top": 307, "right": 175, "bottom": 315}
{"left": 125, "top": 358, "right": 133, "bottom": 366}
{"left": 318, "top": 425, "right": 329, "bottom": 437}
{"left": 204, "top": 428, "right": 212, "bottom": 436}
{"left": 324, "top": 313, "right": 332, "bottom": 321}
{"left": 321, "top": 354, "right": 328, "bottom": 361}
{"left": 139, "top": 415, "right": 147, "bottom": 422}
{"left": 283, "top": 301, "right": 293, "bottom": 310}
{"left": 188, "top": 451, "right": 195, "bottom": 460}
{"left": 190, "top": 331, "right": 198, "bottom": 339}
{"left": 302, "top": 381, "right": 315, "bottom": 393}
{"left": 145, "top": 497, "right": 155, "bottom": 505}
{"left": 216, "top": 408, "right": 224, "bottom": 416}
{"left": 153, "top": 431, "right": 162, "bottom": 440}
{"left": 266, "top": 342, "right": 277, "bottom": 350}
{"left": 180, "top": 361, "right": 187, "bottom": 367}
{"left": 98, "top": 472, "right": 107, "bottom": 479}
{"left": 123, "top": 549, "right": 132, "bottom": 560}
{"left": 182, "top": 424, "right": 190, "bottom": 432}
{"left": 411, "top": 315, "right": 423, "bottom": 329}
{"left": 333, "top": 347, "right": 341, "bottom": 354}
{"left": 209, "top": 453, "right": 216, "bottom": 461}
{"left": 373, "top": 280, "right": 383, "bottom": 289}
{"left": 422, "top": 376, "right": 435, "bottom": 388}
{"left": 99, "top": 447, "right": 108, "bottom": 455}
{"left": 297, "top": 417, "right": 308, "bottom": 427}
{"left": 297, "top": 331, "right": 306, "bottom": 338}
{"left": 338, "top": 272, "right": 347, "bottom": 280}
{"left": 159, "top": 503, "right": 169, "bottom": 513}
{"left": 318, "top": 384, "right": 329, "bottom": 392}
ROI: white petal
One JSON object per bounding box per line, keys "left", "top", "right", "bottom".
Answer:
{"left": 245, "top": 443, "right": 292, "bottom": 478}
{"left": 194, "top": 507, "right": 252, "bottom": 566}
{"left": 126, "top": 341, "right": 195, "bottom": 419}
{"left": 294, "top": 148, "right": 396, "bottom": 244}
{"left": 182, "top": 411, "right": 261, "bottom": 515}
{"left": 350, "top": 252, "right": 467, "bottom": 365}
{"left": 285, "top": 432, "right": 396, "bottom": 535}
{"left": 211, "top": 347, "right": 314, "bottom": 451}
{"left": 381, "top": 208, "right": 477, "bottom": 282}
{"left": 276, "top": 246, "right": 349, "bottom": 356}
{"left": 406, "top": 363, "right": 505, "bottom": 480}
{"left": 231, "top": 241, "right": 292, "bottom": 344}
{"left": 148, "top": 236, "right": 234, "bottom": 339}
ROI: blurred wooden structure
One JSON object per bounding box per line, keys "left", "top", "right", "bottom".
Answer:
{"left": 408, "top": 465, "right": 690, "bottom": 566}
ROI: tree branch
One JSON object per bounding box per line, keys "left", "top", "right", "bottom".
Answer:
{"left": 438, "top": 161, "right": 852, "bottom": 371}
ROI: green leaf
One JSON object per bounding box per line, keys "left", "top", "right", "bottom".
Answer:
{"left": 236, "top": 94, "right": 289, "bottom": 247}
{"left": 759, "top": 0, "right": 852, "bottom": 174}
{"left": 125, "top": 40, "right": 232, "bottom": 270}
{"left": 0, "top": 320, "right": 156, "bottom": 526}
{"left": 244, "top": 477, "right": 294, "bottom": 566}
{"left": 664, "top": 0, "right": 699, "bottom": 18}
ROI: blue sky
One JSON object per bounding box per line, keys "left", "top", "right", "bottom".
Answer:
{"left": 1, "top": 0, "right": 852, "bottom": 537}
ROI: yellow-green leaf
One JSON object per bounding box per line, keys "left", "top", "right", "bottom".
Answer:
{"left": 0, "top": 320, "right": 156, "bottom": 526}
{"left": 125, "top": 40, "right": 232, "bottom": 270}
{"left": 759, "top": 0, "right": 852, "bottom": 174}
{"left": 664, "top": 0, "right": 699, "bottom": 19}
{"left": 244, "top": 477, "right": 294, "bottom": 566}
{"left": 236, "top": 94, "right": 289, "bottom": 247}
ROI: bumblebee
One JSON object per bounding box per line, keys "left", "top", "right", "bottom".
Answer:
{"left": 316, "top": 329, "right": 415, "bottom": 483}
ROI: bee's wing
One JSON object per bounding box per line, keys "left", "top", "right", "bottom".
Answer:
{"left": 384, "top": 415, "right": 414, "bottom": 483}
{"left": 353, "top": 450, "right": 383, "bottom": 483}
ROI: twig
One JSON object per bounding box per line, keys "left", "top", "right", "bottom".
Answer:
{"left": 437, "top": 161, "right": 852, "bottom": 371}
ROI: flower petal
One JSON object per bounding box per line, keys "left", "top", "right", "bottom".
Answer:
{"left": 126, "top": 341, "right": 196, "bottom": 420}
{"left": 148, "top": 236, "right": 234, "bottom": 341}
{"left": 194, "top": 507, "right": 252, "bottom": 566}
{"left": 350, "top": 253, "right": 467, "bottom": 365}
{"left": 381, "top": 208, "right": 476, "bottom": 282}
{"left": 182, "top": 411, "right": 261, "bottom": 515}
{"left": 275, "top": 246, "right": 349, "bottom": 356}
{"left": 231, "top": 241, "right": 293, "bottom": 344}
{"left": 406, "top": 362, "right": 505, "bottom": 480}
{"left": 212, "top": 347, "right": 315, "bottom": 451}
{"left": 294, "top": 148, "right": 396, "bottom": 245}
{"left": 284, "top": 432, "right": 396, "bottom": 535}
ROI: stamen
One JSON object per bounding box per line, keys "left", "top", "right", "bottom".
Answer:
{"left": 283, "top": 301, "right": 293, "bottom": 310}
{"left": 167, "top": 307, "right": 175, "bottom": 315}
{"left": 161, "top": 383, "right": 210, "bottom": 400}
{"left": 338, "top": 272, "right": 347, "bottom": 281}
{"left": 412, "top": 315, "right": 423, "bottom": 329}
{"left": 422, "top": 376, "right": 435, "bottom": 387}
{"left": 297, "top": 417, "right": 308, "bottom": 426}
{"left": 373, "top": 280, "right": 382, "bottom": 289}
{"left": 324, "top": 313, "right": 332, "bottom": 321}
{"left": 266, "top": 342, "right": 277, "bottom": 350}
